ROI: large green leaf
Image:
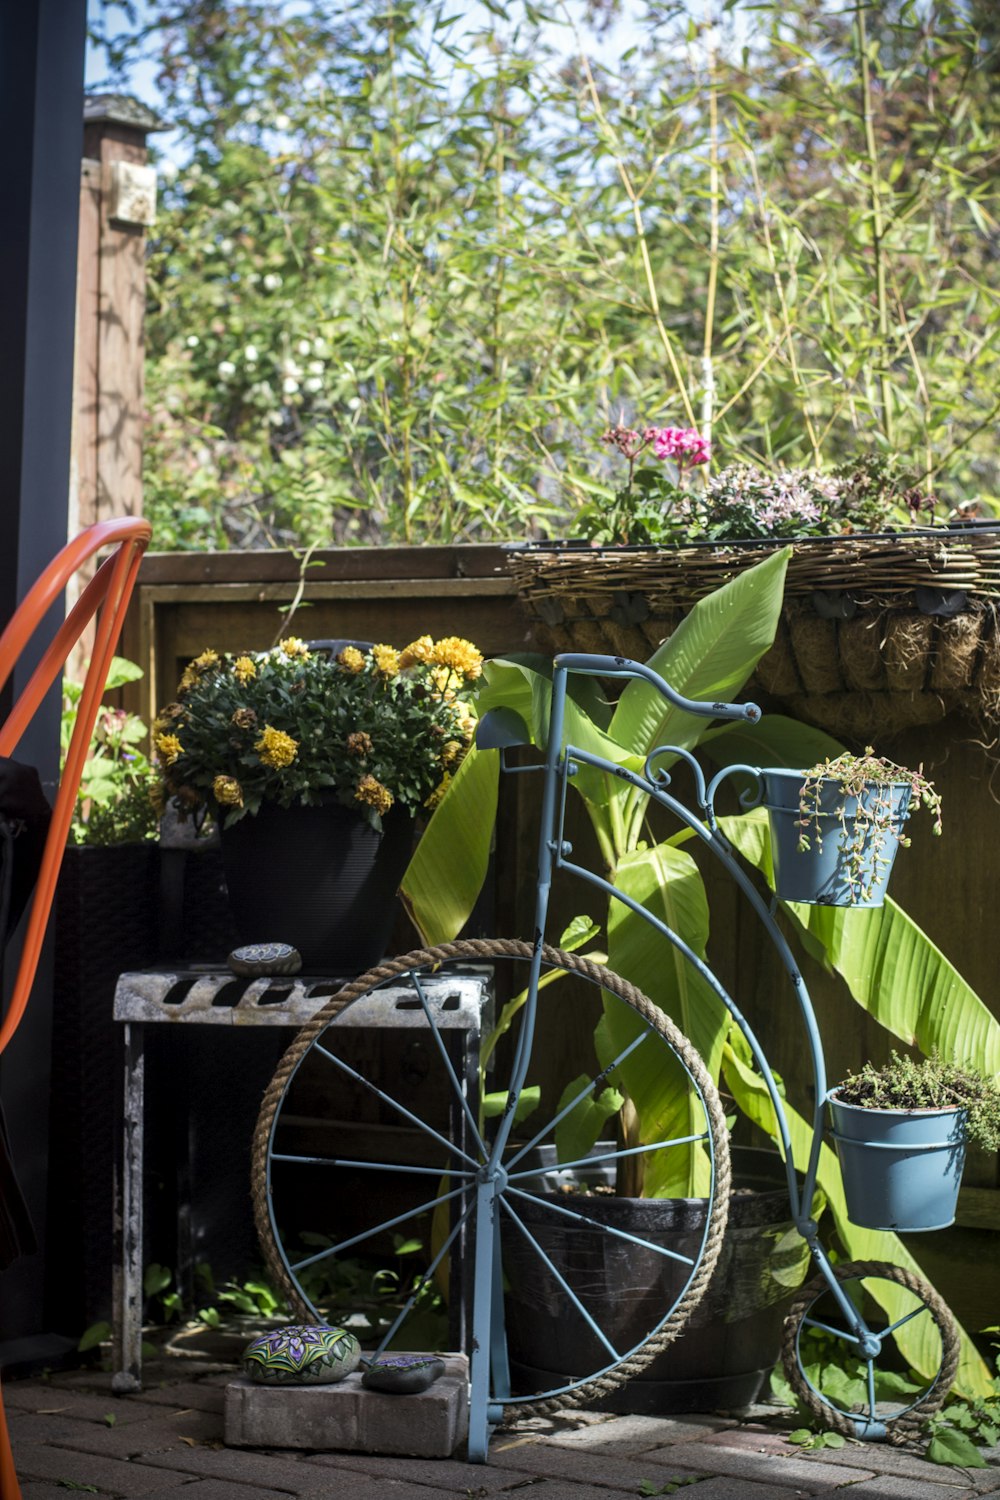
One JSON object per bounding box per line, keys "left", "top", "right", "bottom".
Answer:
{"left": 701, "top": 712, "right": 845, "bottom": 777}
{"left": 602, "top": 845, "right": 731, "bottom": 1196}
{"left": 475, "top": 655, "right": 644, "bottom": 857}
{"left": 609, "top": 547, "right": 791, "bottom": 850}
{"left": 723, "top": 1034, "right": 992, "bottom": 1399}
{"left": 717, "top": 812, "right": 1000, "bottom": 1074}
{"left": 400, "top": 744, "right": 499, "bottom": 945}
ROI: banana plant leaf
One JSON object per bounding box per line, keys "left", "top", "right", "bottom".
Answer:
{"left": 723, "top": 1032, "right": 992, "bottom": 1398}
{"left": 400, "top": 743, "right": 499, "bottom": 946}
{"left": 715, "top": 808, "right": 1000, "bottom": 1075}
{"left": 611, "top": 546, "right": 791, "bottom": 850}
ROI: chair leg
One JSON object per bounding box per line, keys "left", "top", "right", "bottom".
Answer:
{"left": 0, "top": 1377, "right": 21, "bottom": 1500}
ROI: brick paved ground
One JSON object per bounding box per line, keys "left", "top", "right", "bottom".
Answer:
{"left": 8, "top": 1351, "right": 1000, "bottom": 1500}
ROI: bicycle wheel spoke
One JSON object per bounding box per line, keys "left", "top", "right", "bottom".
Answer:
{"left": 883, "top": 1303, "right": 930, "bottom": 1338}
{"left": 801, "top": 1315, "right": 863, "bottom": 1346}
{"left": 289, "top": 1179, "right": 470, "bottom": 1271}
{"left": 500, "top": 1198, "right": 622, "bottom": 1363}
{"left": 505, "top": 1029, "right": 650, "bottom": 1171}
{"left": 411, "top": 972, "right": 487, "bottom": 1159}
{"left": 506, "top": 1185, "right": 696, "bottom": 1266}
{"left": 271, "top": 1152, "right": 475, "bottom": 1178}
{"left": 374, "top": 1196, "right": 476, "bottom": 1355}
{"left": 865, "top": 1359, "right": 877, "bottom": 1420}
{"left": 506, "top": 1133, "right": 710, "bottom": 1185}
{"left": 312, "top": 1039, "right": 480, "bottom": 1170}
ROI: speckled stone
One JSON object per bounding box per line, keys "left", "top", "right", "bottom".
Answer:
{"left": 227, "top": 942, "right": 302, "bottom": 977}
{"left": 242, "top": 1324, "right": 360, "bottom": 1385}
{"left": 361, "top": 1354, "right": 446, "bottom": 1394}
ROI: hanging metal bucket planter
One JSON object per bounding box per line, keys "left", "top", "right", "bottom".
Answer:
{"left": 827, "top": 1093, "right": 967, "bottom": 1232}
{"left": 757, "top": 768, "right": 912, "bottom": 907}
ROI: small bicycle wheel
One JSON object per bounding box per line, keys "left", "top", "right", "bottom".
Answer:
{"left": 781, "top": 1259, "right": 960, "bottom": 1439}
{"left": 252, "top": 939, "right": 731, "bottom": 1423}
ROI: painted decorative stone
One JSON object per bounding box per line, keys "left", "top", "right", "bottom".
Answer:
{"left": 242, "top": 1324, "right": 361, "bottom": 1385}
{"left": 228, "top": 942, "right": 302, "bottom": 978}
{"left": 361, "top": 1354, "right": 446, "bottom": 1394}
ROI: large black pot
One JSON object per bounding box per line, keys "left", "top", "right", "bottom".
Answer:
{"left": 503, "top": 1147, "right": 807, "bottom": 1413}
{"left": 218, "top": 799, "right": 415, "bottom": 975}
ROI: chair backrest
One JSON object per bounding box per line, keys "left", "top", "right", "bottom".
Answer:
{"left": 0, "top": 518, "right": 152, "bottom": 1056}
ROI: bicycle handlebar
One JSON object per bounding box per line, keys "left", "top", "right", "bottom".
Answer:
{"left": 553, "top": 653, "right": 761, "bottom": 725}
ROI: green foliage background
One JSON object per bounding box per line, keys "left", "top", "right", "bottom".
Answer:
{"left": 92, "top": 0, "right": 1000, "bottom": 549}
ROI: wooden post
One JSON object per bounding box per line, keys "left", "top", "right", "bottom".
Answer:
{"left": 72, "top": 93, "right": 164, "bottom": 538}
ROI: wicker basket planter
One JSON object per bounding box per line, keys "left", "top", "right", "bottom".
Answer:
{"left": 507, "top": 527, "right": 1000, "bottom": 738}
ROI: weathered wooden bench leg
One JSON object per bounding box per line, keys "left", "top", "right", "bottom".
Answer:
{"left": 112, "top": 1020, "right": 144, "bottom": 1393}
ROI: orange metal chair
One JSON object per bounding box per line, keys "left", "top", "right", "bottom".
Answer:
{"left": 0, "top": 518, "right": 151, "bottom": 1498}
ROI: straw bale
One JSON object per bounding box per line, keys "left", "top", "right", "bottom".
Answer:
{"left": 568, "top": 615, "right": 615, "bottom": 655}
{"left": 930, "top": 612, "right": 983, "bottom": 692}
{"left": 785, "top": 689, "right": 954, "bottom": 742}
{"left": 755, "top": 617, "right": 801, "bottom": 697}
{"left": 785, "top": 601, "right": 844, "bottom": 694}
{"left": 839, "top": 612, "right": 888, "bottom": 691}
{"left": 602, "top": 619, "right": 656, "bottom": 661}
{"left": 883, "top": 613, "right": 933, "bottom": 690}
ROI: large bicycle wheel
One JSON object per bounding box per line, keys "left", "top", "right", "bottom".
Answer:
{"left": 252, "top": 939, "right": 731, "bottom": 1426}
{"left": 781, "top": 1259, "right": 960, "bottom": 1440}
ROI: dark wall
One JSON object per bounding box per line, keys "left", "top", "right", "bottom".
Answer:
{"left": 0, "top": 0, "right": 88, "bottom": 1350}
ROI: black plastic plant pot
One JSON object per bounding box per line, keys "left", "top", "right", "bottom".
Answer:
{"left": 218, "top": 799, "right": 415, "bottom": 975}
{"left": 502, "top": 1147, "right": 806, "bottom": 1414}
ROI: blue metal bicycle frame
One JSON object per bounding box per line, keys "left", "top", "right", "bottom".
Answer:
{"left": 468, "top": 652, "right": 895, "bottom": 1459}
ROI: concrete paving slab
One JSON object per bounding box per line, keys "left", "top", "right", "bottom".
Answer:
{"left": 488, "top": 1436, "right": 707, "bottom": 1490}
{"left": 544, "top": 1413, "right": 736, "bottom": 1453}
{"left": 643, "top": 1439, "right": 874, "bottom": 1490}
{"left": 832, "top": 1477, "right": 981, "bottom": 1500}
{"left": 13, "top": 1440, "right": 193, "bottom": 1495}
{"left": 9, "top": 1406, "right": 221, "bottom": 1459}
{"left": 301, "top": 1449, "right": 528, "bottom": 1490}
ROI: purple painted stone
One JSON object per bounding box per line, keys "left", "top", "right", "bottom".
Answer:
{"left": 361, "top": 1354, "right": 446, "bottom": 1394}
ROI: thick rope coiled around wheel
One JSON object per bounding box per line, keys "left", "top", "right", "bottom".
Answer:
{"left": 250, "top": 939, "right": 732, "bottom": 1421}
{"left": 781, "top": 1259, "right": 961, "bottom": 1443}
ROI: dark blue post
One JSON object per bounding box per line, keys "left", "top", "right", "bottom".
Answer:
{"left": 0, "top": 0, "right": 87, "bottom": 1360}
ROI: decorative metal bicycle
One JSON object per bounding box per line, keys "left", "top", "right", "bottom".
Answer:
{"left": 252, "top": 654, "right": 959, "bottom": 1463}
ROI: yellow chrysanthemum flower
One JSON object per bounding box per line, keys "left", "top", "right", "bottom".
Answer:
{"left": 232, "top": 707, "right": 257, "bottom": 730}
{"left": 177, "top": 665, "right": 199, "bottom": 695}
{"left": 233, "top": 655, "right": 257, "bottom": 684}
{"left": 399, "top": 635, "right": 435, "bottom": 669}
{"left": 371, "top": 644, "right": 401, "bottom": 677}
{"left": 347, "top": 731, "right": 373, "bottom": 757}
{"left": 440, "top": 740, "right": 463, "bottom": 766}
{"left": 148, "top": 782, "right": 167, "bottom": 817}
{"left": 355, "top": 774, "right": 394, "bottom": 816}
{"left": 213, "top": 775, "right": 244, "bottom": 807}
{"left": 255, "top": 725, "right": 298, "bottom": 769}
{"left": 424, "top": 773, "right": 453, "bottom": 812}
{"left": 337, "top": 646, "right": 365, "bottom": 674}
{"left": 155, "top": 733, "right": 183, "bottom": 765}
{"left": 429, "top": 666, "right": 456, "bottom": 699}
{"left": 280, "top": 637, "right": 310, "bottom": 658}
{"left": 192, "top": 649, "right": 221, "bottom": 672}
{"left": 431, "top": 637, "right": 483, "bottom": 679}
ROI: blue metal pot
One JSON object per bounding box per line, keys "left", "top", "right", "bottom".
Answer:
{"left": 827, "top": 1091, "right": 967, "bottom": 1232}
{"left": 760, "top": 768, "right": 911, "bottom": 906}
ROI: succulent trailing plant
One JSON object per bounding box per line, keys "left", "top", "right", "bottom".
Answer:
{"left": 836, "top": 1051, "right": 1000, "bottom": 1153}
{"left": 796, "top": 749, "right": 942, "bottom": 904}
